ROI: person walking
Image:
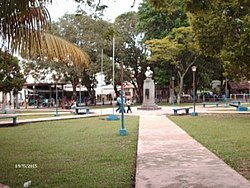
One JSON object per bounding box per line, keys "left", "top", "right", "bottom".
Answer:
{"left": 115, "top": 96, "right": 121, "bottom": 112}
{"left": 126, "top": 98, "right": 132, "bottom": 113}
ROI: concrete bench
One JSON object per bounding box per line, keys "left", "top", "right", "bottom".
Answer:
{"left": 229, "top": 103, "right": 239, "bottom": 108}
{"left": 229, "top": 104, "right": 248, "bottom": 111}
{"left": 202, "top": 102, "right": 219, "bottom": 107}
{"left": 75, "top": 106, "right": 90, "bottom": 114}
{"left": 232, "top": 101, "right": 241, "bottom": 106}
{"left": 238, "top": 106, "right": 248, "bottom": 111}
{"left": 0, "top": 114, "right": 17, "bottom": 125}
{"left": 173, "top": 107, "right": 193, "bottom": 116}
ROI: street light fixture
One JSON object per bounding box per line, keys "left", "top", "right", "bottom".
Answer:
{"left": 191, "top": 66, "right": 198, "bottom": 116}
{"left": 53, "top": 74, "right": 60, "bottom": 117}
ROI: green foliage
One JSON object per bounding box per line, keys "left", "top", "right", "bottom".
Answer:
{"left": 147, "top": 26, "right": 199, "bottom": 66}
{"left": 113, "top": 11, "right": 150, "bottom": 102}
{"left": 0, "top": 50, "right": 25, "bottom": 94}
{"left": 146, "top": 26, "right": 200, "bottom": 103}
{"left": 148, "top": 0, "right": 187, "bottom": 11}
{"left": 137, "top": 0, "right": 189, "bottom": 89}
{"left": 138, "top": 0, "right": 189, "bottom": 41}
{"left": 187, "top": 0, "right": 250, "bottom": 80}
{"left": 51, "top": 13, "right": 113, "bottom": 100}
{"left": 148, "top": 0, "right": 250, "bottom": 80}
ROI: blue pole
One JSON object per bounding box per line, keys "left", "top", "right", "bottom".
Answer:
{"left": 119, "top": 62, "right": 127, "bottom": 136}
{"left": 121, "top": 91, "right": 125, "bottom": 129}
{"left": 248, "top": 90, "right": 250, "bottom": 103}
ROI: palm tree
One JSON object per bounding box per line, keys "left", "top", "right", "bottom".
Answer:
{"left": 0, "top": 0, "right": 90, "bottom": 67}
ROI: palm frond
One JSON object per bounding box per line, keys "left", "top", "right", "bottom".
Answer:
{"left": 0, "top": 0, "right": 51, "bottom": 49}
{"left": 1, "top": 0, "right": 90, "bottom": 67}
{"left": 20, "top": 32, "right": 91, "bottom": 68}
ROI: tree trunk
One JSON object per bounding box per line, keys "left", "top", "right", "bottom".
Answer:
{"left": 114, "top": 84, "right": 119, "bottom": 98}
{"left": 177, "top": 75, "right": 184, "bottom": 104}
{"left": 1, "top": 92, "right": 7, "bottom": 113}
{"left": 72, "top": 84, "right": 77, "bottom": 101}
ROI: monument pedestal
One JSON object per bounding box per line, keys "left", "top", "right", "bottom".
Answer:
{"left": 138, "top": 78, "right": 161, "bottom": 110}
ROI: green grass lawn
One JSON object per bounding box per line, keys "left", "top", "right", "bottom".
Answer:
{"left": 0, "top": 116, "right": 139, "bottom": 187}
{"left": 169, "top": 114, "right": 250, "bottom": 181}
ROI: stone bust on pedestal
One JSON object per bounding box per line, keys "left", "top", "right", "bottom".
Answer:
{"left": 138, "top": 66, "right": 161, "bottom": 110}
{"left": 145, "top": 66, "right": 153, "bottom": 79}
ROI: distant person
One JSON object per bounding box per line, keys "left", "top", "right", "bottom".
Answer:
{"left": 126, "top": 99, "right": 132, "bottom": 113}
{"left": 115, "top": 96, "right": 121, "bottom": 112}
{"left": 116, "top": 95, "right": 126, "bottom": 113}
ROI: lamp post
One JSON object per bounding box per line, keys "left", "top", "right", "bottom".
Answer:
{"left": 172, "top": 76, "right": 175, "bottom": 106}
{"left": 79, "top": 78, "right": 82, "bottom": 106}
{"left": 53, "top": 74, "right": 60, "bottom": 117}
{"left": 225, "top": 77, "right": 229, "bottom": 107}
{"left": 107, "top": 36, "right": 119, "bottom": 121}
{"left": 155, "top": 82, "right": 157, "bottom": 103}
{"left": 191, "top": 66, "right": 198, "bottom": 116}
{"left": 119, "top": 62, "right": 128, "bottom": 136}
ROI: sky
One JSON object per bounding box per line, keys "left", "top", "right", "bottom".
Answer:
{"left": 47, "top": 0, "right": 142, "bottom": 22}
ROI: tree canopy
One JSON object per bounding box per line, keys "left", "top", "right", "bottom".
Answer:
{"left": 146, "top": 26, "right": 200, "bottom": 103}
{"left": 0, "top": 50, "right": 25, "bottom": 94}
{"left": 148, "top": 0, "right": 250, "bottom": 80}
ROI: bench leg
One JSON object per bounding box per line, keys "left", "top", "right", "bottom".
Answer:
{"left": 216, "top": 104, "right": 218, "bottom": 107}
{"left": 13, "top": 117, "right": 17, "bottom": 125}
{"left": 185, "top": 109, "right": 189, "bottom": 114}
{"left": 203, "top": 104, "right": 205, "bottom": 107}
{"left": 86, "top": 109, "right": 90, "bottom": 114}
{"left": 173, "top": 111, "right": 177, "bottom": 116}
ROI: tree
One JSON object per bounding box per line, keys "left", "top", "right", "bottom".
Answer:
{"left": 51, "top": 13, "right": 112, "bottom": 103}
{"left": 0, "top": 50, "right": 25, "bottom": 112}
{"left": 146, "top": 26, "right": 200, "bottom": 103}
{"left": 148, "top": 0, "right": 250, "bottom": 80}
{"left": 137, "top": 0, "right": 188, "bottom": 41}
{"left": 137, "top": 0, "right": 190, "bottom": 94}
{"left": 112, "top": 11, "right": 150, "bottom": 102}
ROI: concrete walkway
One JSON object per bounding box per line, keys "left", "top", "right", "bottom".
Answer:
{"left": 135, "top": 114, "right": 250, "bottom": 188}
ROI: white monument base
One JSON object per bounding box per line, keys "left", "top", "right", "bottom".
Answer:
{"left": 138, "top": 78, "right": 161, "bottom": 110}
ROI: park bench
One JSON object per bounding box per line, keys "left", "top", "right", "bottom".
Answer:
{"left": 202, "top": 102, "right": 219, "bottom": 107}
{"left": 74, "top": 106, "right": 90, "bottom": 114}
{"left": 231, "top": 100, "right": 241, "bottom": 106}
{"left": 229, "top": 104, "right": 248, "bottom": 111}
{"left": 173, "top": 107, "right": 193, "bottom": 116}
{"left": 0, "top": 114, "right": 17, "bottom": 125}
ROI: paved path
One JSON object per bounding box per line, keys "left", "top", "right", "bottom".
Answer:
{"left": 135, "top": 114, "right": 250, "bottom": 188}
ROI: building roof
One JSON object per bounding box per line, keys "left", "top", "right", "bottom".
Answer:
{"left": 229, "top": 80, "right": 250, "bottom": 90}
